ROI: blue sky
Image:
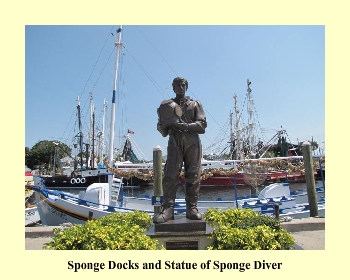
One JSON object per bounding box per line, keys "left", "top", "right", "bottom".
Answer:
{"left": 25, "top": 25, "right": 324, "bottom": 161}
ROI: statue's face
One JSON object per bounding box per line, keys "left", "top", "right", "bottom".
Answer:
{"left": 173, "top": 80, "right": 187, "bottom": 97}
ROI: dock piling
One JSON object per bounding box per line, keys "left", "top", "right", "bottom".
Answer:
{"left": 153, "top": 146, "right": 163, "bottom": 215}
{"left": 302, "top": 141, "right": 319, "bottom": 217}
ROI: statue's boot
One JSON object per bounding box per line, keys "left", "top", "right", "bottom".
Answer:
{"left": 153, "top": 196, "right": 175, "bottom": 223}
{"left": 184, "top": 181, "right": 202, "bottom": 220}
{"left": 186, "top": 195, "right": 202, "bottom": 220}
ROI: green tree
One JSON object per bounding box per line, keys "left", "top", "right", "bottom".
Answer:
{"left": 25, "top": 140, "right": 72, "bottom": 169}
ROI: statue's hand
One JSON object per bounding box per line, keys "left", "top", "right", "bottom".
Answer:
{"left": 160, "top": 130, "right": 168, "bottom": 137}
{"left": 173, "top": 122, "right": 189, "bottom": 131}
{"left": 157, "top": 122, "right": 169, "bottom": 137}
{"left": 173, "top": 122, "right": 205, "bottom": 134}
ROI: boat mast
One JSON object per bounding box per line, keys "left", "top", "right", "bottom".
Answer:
{"left": 108, "top": 25, "right": 123, "bottom": 166}
{"left": 89, "top": 91, "right": 95, "bottom": 168}
{"left": 100, "top": 99, "right": 107, "bottom": 164}
{"left": 92, "top": 107, "right": 95, "bottom": 169}
{"left": 229, "top": 110, "right": 233, "bottom": 159}
{"left": 233, "top": 94, "right": 242, "bottom": 160}
{"left": 246, "top": 79, "right": 256, "bottom": 158}
{"left": 76, "top": 96, "right": 84, "bottom": 169}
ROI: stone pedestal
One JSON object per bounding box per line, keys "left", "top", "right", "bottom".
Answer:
{"left": 146, "top": 217, "right": 213, "bottom": 250}
{"left": 155, "top": 217, "right": 206, "bottom": 232}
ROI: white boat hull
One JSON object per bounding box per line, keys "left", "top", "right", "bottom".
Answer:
{"left": 25, "top": 206, "right": 40, "bottom": 226}
{"left": 34, "top": 191, "right": 148, "bottom": 226}
{"left": 31, "top": 182, "right": 325, "bottom": 226}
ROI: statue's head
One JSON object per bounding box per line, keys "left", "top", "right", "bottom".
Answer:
{"left": 172, "top": 77, "right": 188, "bottom": 91}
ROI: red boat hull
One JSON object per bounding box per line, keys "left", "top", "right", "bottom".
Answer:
{"left": 179, "top": 171, "right": 308, "bottom": 187}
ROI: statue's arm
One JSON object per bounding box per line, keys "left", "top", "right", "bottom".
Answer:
{"left": 157, "top": 107, "right": 169, "bottom": 137}
{"left": 190, "top": 101, "right": 207, "bottom": 134}
{"left": 173, "top": 101, "right": 207, "bottom": 134}
{"left": 157, "top": 122, "right": 169, "bottom": 137}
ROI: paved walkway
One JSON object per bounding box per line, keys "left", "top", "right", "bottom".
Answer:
{"left": 25, "top": 217, "right": 325, "bottom": 250}
{"left": 281, "top": 216, "right": 325, "bottom": 250}
{"left": 25, "top": 237, "right": 53, "bottom": 250}
{"left": 291, "top": 230, "right": 325, "bottom": 250}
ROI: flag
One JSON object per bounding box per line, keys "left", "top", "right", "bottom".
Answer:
{"left": 128, "top": 129, "right": 134, "bottom": 134}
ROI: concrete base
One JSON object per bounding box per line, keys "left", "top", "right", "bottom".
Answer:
{"left": 147, "top": 217, "right": 213, "bottom": 250}
{"left": 154, "top": 217, "right": 206, "bottom": 232}
{"left": 281, "top": 217, "right": 325, "bottom": 232}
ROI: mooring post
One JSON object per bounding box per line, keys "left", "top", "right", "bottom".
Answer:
{"left": 153, "top": 145, "right": 163, "bottom": 215}
{"left": 301, "top": 141, "right": 318, "bottom": 217}
{"left": 273, "top": 204, "right": 280, "bottom": 220}
{"left": 88, "top": 211, "right": 93, "bottom": 220}
{"left": 318, "top": 156, "right": 325, "bottom": 188}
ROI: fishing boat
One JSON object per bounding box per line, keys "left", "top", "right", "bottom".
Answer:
{"left": 38, "top": 170, "right": 109, "bottom": 190}
{"left": 315, "top": 155, "right": 325, "bottom": 180}
{"left": 25, "top": 195, "right": 40, "bottom": 226}
{"left": 25, "top": 205, "right": 40, "bottom": 226}
{"left": 195, "top": 80, "right": 315, "bottom": 188}
{"left": 36, "top": 95, "right": 110, "bottom": 190}
{"left": 25, "top": 167, "right": 40, "bottom": 226}
{"left": 25, "top": 190, "right": 40, "bottom": 226}
{"left": 39, "top": 135, "right": 152, "bottom": 190}
{"left": 30, "top": 175, "right": 152, "bottom": 225}
{"left": 29, "top": 179, "right": 325, "bottom": 226}
{"left": 184, "top": 156, "right": 311, "bottom": 187}
{"left": 112, "top": 135, "right": 153, "bottom": 188}
{"left": 25, "top": 166, "right": 34, "bottom": 186}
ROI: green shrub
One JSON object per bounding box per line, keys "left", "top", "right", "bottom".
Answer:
{"left": 44, "top": 211, "right": 161, "bottom": 250}
{"left": 203, "top": 208, "right": 294, "bottom": 250}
